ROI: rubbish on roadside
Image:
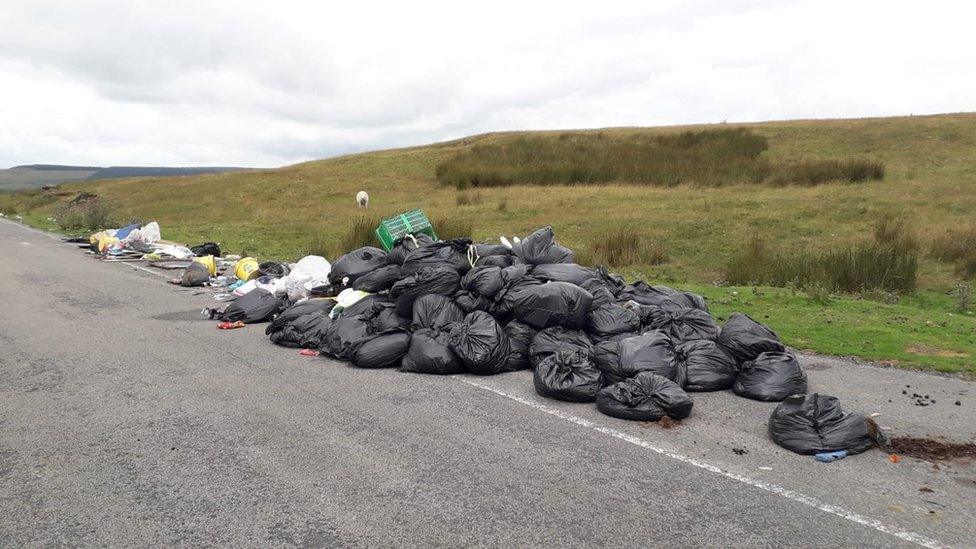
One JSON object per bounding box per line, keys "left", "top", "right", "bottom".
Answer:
{"left": 266, "top": 299, "right": 335, "bottom": 348}
{"left": 734, "top": 351, "right": 808, "bottom": 402}
{"left": 181, "top": 261, "right": 212, "bottom": 287}
{"left": 352, "top": 264, "right": 401, "bottom": 293}
{"left": 411, "top": 294, "right": 465, "bottom": 330}
{"left": 194, "top": 254, "right": 217, "bottom": 276}
{"left": 401, "top": 328, "right": 465, "bottom": 375}
{"left": 596, "top": 372, "right": 694, "bottom": 421}
{"left": 190, "top": 242, "right": 221, "bottom": 257}
{"left": 389, "top": 265, "right": 461, "bottom": 318}
{"left": 284, "top": 255, "right": 332, "bottom": 301}
{"left": 218, "top": 289, "right": 288, "bottom": 324}
{"left": 674, "top": 339, "right": 737, "bottom": 392}
{"left": 769, "top": 393, "right": 878, "bottom": 455}
{"left": 258, "top": 261, "right": 291, "bottom": 278}
{"left": 641, "top": 307, "right": 720, "bottom": 343}
{"left": 531, "top": 263, "right": 595, "bottom": 285}
{"left": 615, "top": 331, "right": 682, "bottom": 385}
{"left": 889, "top": 454, "right": 901, "bottom": 463}
{"left": 814, "top": 450, "right": 849, "bottom": 462}
{"left": 513, "top": 281, "right": 593, "bottom": 329}
{"left": 387, "top": 233, "right": 435, "bottom": 265}
{"left": 217, "top": 320, "right": 246, "bottom": 330}
{"left": 533, "top": 349, "right": 602, "bottom": 402}
{"left": 400, "top": 238, "right": 474, "bottom": 276}
{"left": 234, "top": 257, "right": 260, "bottom": 281}
{"left": 375, "top": 209, "right": 438, "bottom": 251}
{"left": 512, "top": 226, "right": 574, "bottom": 265}
{"left": 503, "top": 320, "right": 537, "bottom": 371}
{"left": 448, "top": 311, "right": 510, "bottom": 375}
{"left": 298, "top": 349, "right": 321, "bottom": 356}
{"left": 529, "top": 326, "right": 592, "bottom": 369}
{"left": 329, "top": 246, "right": 388, "bottom": 286}
{"left": 585, "top": 303, "right": 640, "bottom": 340}
{"left": 716, "top": 313, "right": 786, "bottom": 363}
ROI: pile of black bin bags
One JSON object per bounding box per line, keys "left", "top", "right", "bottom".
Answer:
{"left": 251, "top": 226, "right": 878, "bottom": 455}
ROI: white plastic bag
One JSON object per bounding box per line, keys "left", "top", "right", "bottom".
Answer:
{"left": 141, "top": 221, "right": 161, "bottom": 244}
{"left": 284, "top": 255, "right": 332, "bottom": 301}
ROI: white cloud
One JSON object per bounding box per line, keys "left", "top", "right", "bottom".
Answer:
{"left": 0, "top": 0, "right": 973, "bottom": 167}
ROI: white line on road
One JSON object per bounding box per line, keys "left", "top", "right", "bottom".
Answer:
{"left": 454, "top": 376, "right": 945, "bottom": 549}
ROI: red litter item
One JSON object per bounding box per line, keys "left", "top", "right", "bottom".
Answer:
{"left": 217, "top": 320, "right": 246, "bottom": 330}
{"left": 298, "top": 349, "right": 321, "bottom": 357}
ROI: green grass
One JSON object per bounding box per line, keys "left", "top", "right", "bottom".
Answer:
{"left": 8, "top": 112, "right": 976, "bottom": 373}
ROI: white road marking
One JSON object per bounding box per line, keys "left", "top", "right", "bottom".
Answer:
{"left": 454, "top": 376, "right": 945, "bottom": 549}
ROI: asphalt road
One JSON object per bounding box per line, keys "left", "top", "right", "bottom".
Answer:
{"left": 1, "top": 218, "right": 974, "bottom": 548}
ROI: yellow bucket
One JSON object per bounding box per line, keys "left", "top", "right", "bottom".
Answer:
{"left": 235, "top": 257, "right": 260, "bottom": 281}
{"left": 194, "top": 255, "right": 217, "bottom": 276}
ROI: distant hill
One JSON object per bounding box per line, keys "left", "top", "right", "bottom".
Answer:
{"left": 0, "top": 164, "right": 250, "bottom": 191}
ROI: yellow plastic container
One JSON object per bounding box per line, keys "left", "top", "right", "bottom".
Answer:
{"left": 97, "top": 235, "right": 119, "bottom": 253}
{"left": 194, "top": 255, "right": 217, "bottom": 276}
{"left": 235, "top": 257, "right": 260, "bottom": 281}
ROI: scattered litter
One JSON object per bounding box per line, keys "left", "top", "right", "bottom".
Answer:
{"left": 733, "top": 448, "right": 748, "bottom": 456}
{"left": 814, "top": 450, "right": 848, "bottom": 462}
{"left": 758, "top": 466, "right": 773, "bottom": 471}
{"left": 298, "top": 349, "right": 321, "bottom": 357}
{"left": 919, "top": 486, "right": 934, "bottom": 493}
{"left": 217, "top": 320, "right": 246, "bottom": 330}
{"left": 889, "top": 454, "right": 902, "bottom": 463}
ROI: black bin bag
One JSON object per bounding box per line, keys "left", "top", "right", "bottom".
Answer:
{"left": 266, "top": 299, "right": 335, "bottom": 348}
{"left": 716, "top": 313, "right": 785, "bottom": 363}
{"left": 461, "top": 266, "right": 505, "bottom": 299}
{"left": 618, "top": 282, "right": 707, "bottom": 312}
{"left": 329, "top": 246, "right": 388, "bottom": 286}
{"left": 533, "top": 350, "right": 602, "bottom": 402}
{"left": 733, "top": 351, "right": 807, "bottom": 402}
{"left": 615, "top": 331, "right": 682, "bottom": 386}
{"left": 454, "top": 290, "right": 492, "bottom": 313}
{"left": 513, "top": 226, "right": 575, "bottom": 265}
{"left": 321, "top": 298, "right": 407, "bottom": 361}
{"left": 642, "top": 307, "right": 719, "bottom": 343}
{"left": 220, "top": 289, "right": 288, "bottom": 324}
{"left": 353, "top": 264, "right": 401, "bottom": 293}
{"left": 400, "top": 238, "right": 474, "bottom": 276}
{"left": 674, "top": 339, "right": 737, "bottom": 392}
{"left": 596, "top": 372, "right": 694, "bottom": 421}
{"left": 503, "top": 320, "right": 537, "bottom": 371}
{"left": 448, "top": 311, "right": 510, "bottom": 375}
{"left": 591, "top": 340, "right": 621, "bottom": 386}
{"left": 513, "top": 281, "right": 593, "bottom": 330}
{"left": 585, "top": 304, "right": 640, "bottom": 340}
{"left": 769, "top": 393, "right": 878, "bottom": 456}
{"left": 390, "top": 265, "right": 461, "bottom": 318}
{"left": 401, "top": 329, "right": 465, "bottom": 375}
{"left": 181, "top": 261, "right": 211, "bottom": 287}
{"left": 387, "top": 233, "right": 435, "bottom": 266}
{"left": 411, "top": 294, "right": 465, "bottom": 330}
{"left": 529, "top": 326, "right": 592, "bottom": 369}
{"left": 353, "top": 331, "right": 411, "bottom": 368}
{"left": 531, "top": 263, "right": 594, "bottom": 286}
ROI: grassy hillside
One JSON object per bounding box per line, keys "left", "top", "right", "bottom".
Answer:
{"left": 0, "top": 165, "right": 250, "bottom": 191}
{"left": 4, "top": 113, "right": 976, "bottom": 373}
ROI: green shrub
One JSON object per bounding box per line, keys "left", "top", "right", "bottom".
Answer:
{"left": 433, "top": 217, "right": 473, "bottom": 240}
{"left": 53, "top": 197, "right": 119, "bottom": 232}
{"left": 578, "top": 227, "right": 666, "bottom": 268}
{"left": 326, "top": 215, "right": 381, "bottom": 259}
{"left": 766, "top": 159, "right": 885, "bottom": 186}
{"left": 436, "top": 128, "right": 770, "bottom": 188}
{"left": 725, "top": 231, "right": 918, "bottom": 293}
{"left": 455, "top": 191, "right": 483, "bottom": 206}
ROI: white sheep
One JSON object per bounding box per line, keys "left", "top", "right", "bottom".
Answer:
{"left": 356, "top": 190, "right": 369, "bottom": 208}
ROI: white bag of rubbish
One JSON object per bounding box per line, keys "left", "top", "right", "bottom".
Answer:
{"left": 141, "top": 222, "right": 161, "bottom": 244}
{"left": 285, "top": 255, "right": 332, "bottom": 301}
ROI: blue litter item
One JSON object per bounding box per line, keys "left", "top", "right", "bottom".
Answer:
{"left": 814, "top": 450, "right": 848, "bottom": 462}
{"left": 113, "top": 222, "right": 141, "bottom": 240}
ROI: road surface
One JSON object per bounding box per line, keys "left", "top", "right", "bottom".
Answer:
{"left": 1, "top": 218, "right": 974, "bottom": 548}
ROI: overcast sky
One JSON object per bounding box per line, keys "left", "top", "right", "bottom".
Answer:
{"left": 1, "top": 1, "right": 973, "bottom": 168}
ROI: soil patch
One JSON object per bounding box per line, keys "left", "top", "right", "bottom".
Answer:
{"left": 888, "top": 437, "right": 976, "bottom": 461}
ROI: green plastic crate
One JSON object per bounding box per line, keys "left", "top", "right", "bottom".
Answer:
{"left": 375, "top": 209, "right": 438, "bottom": 251}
